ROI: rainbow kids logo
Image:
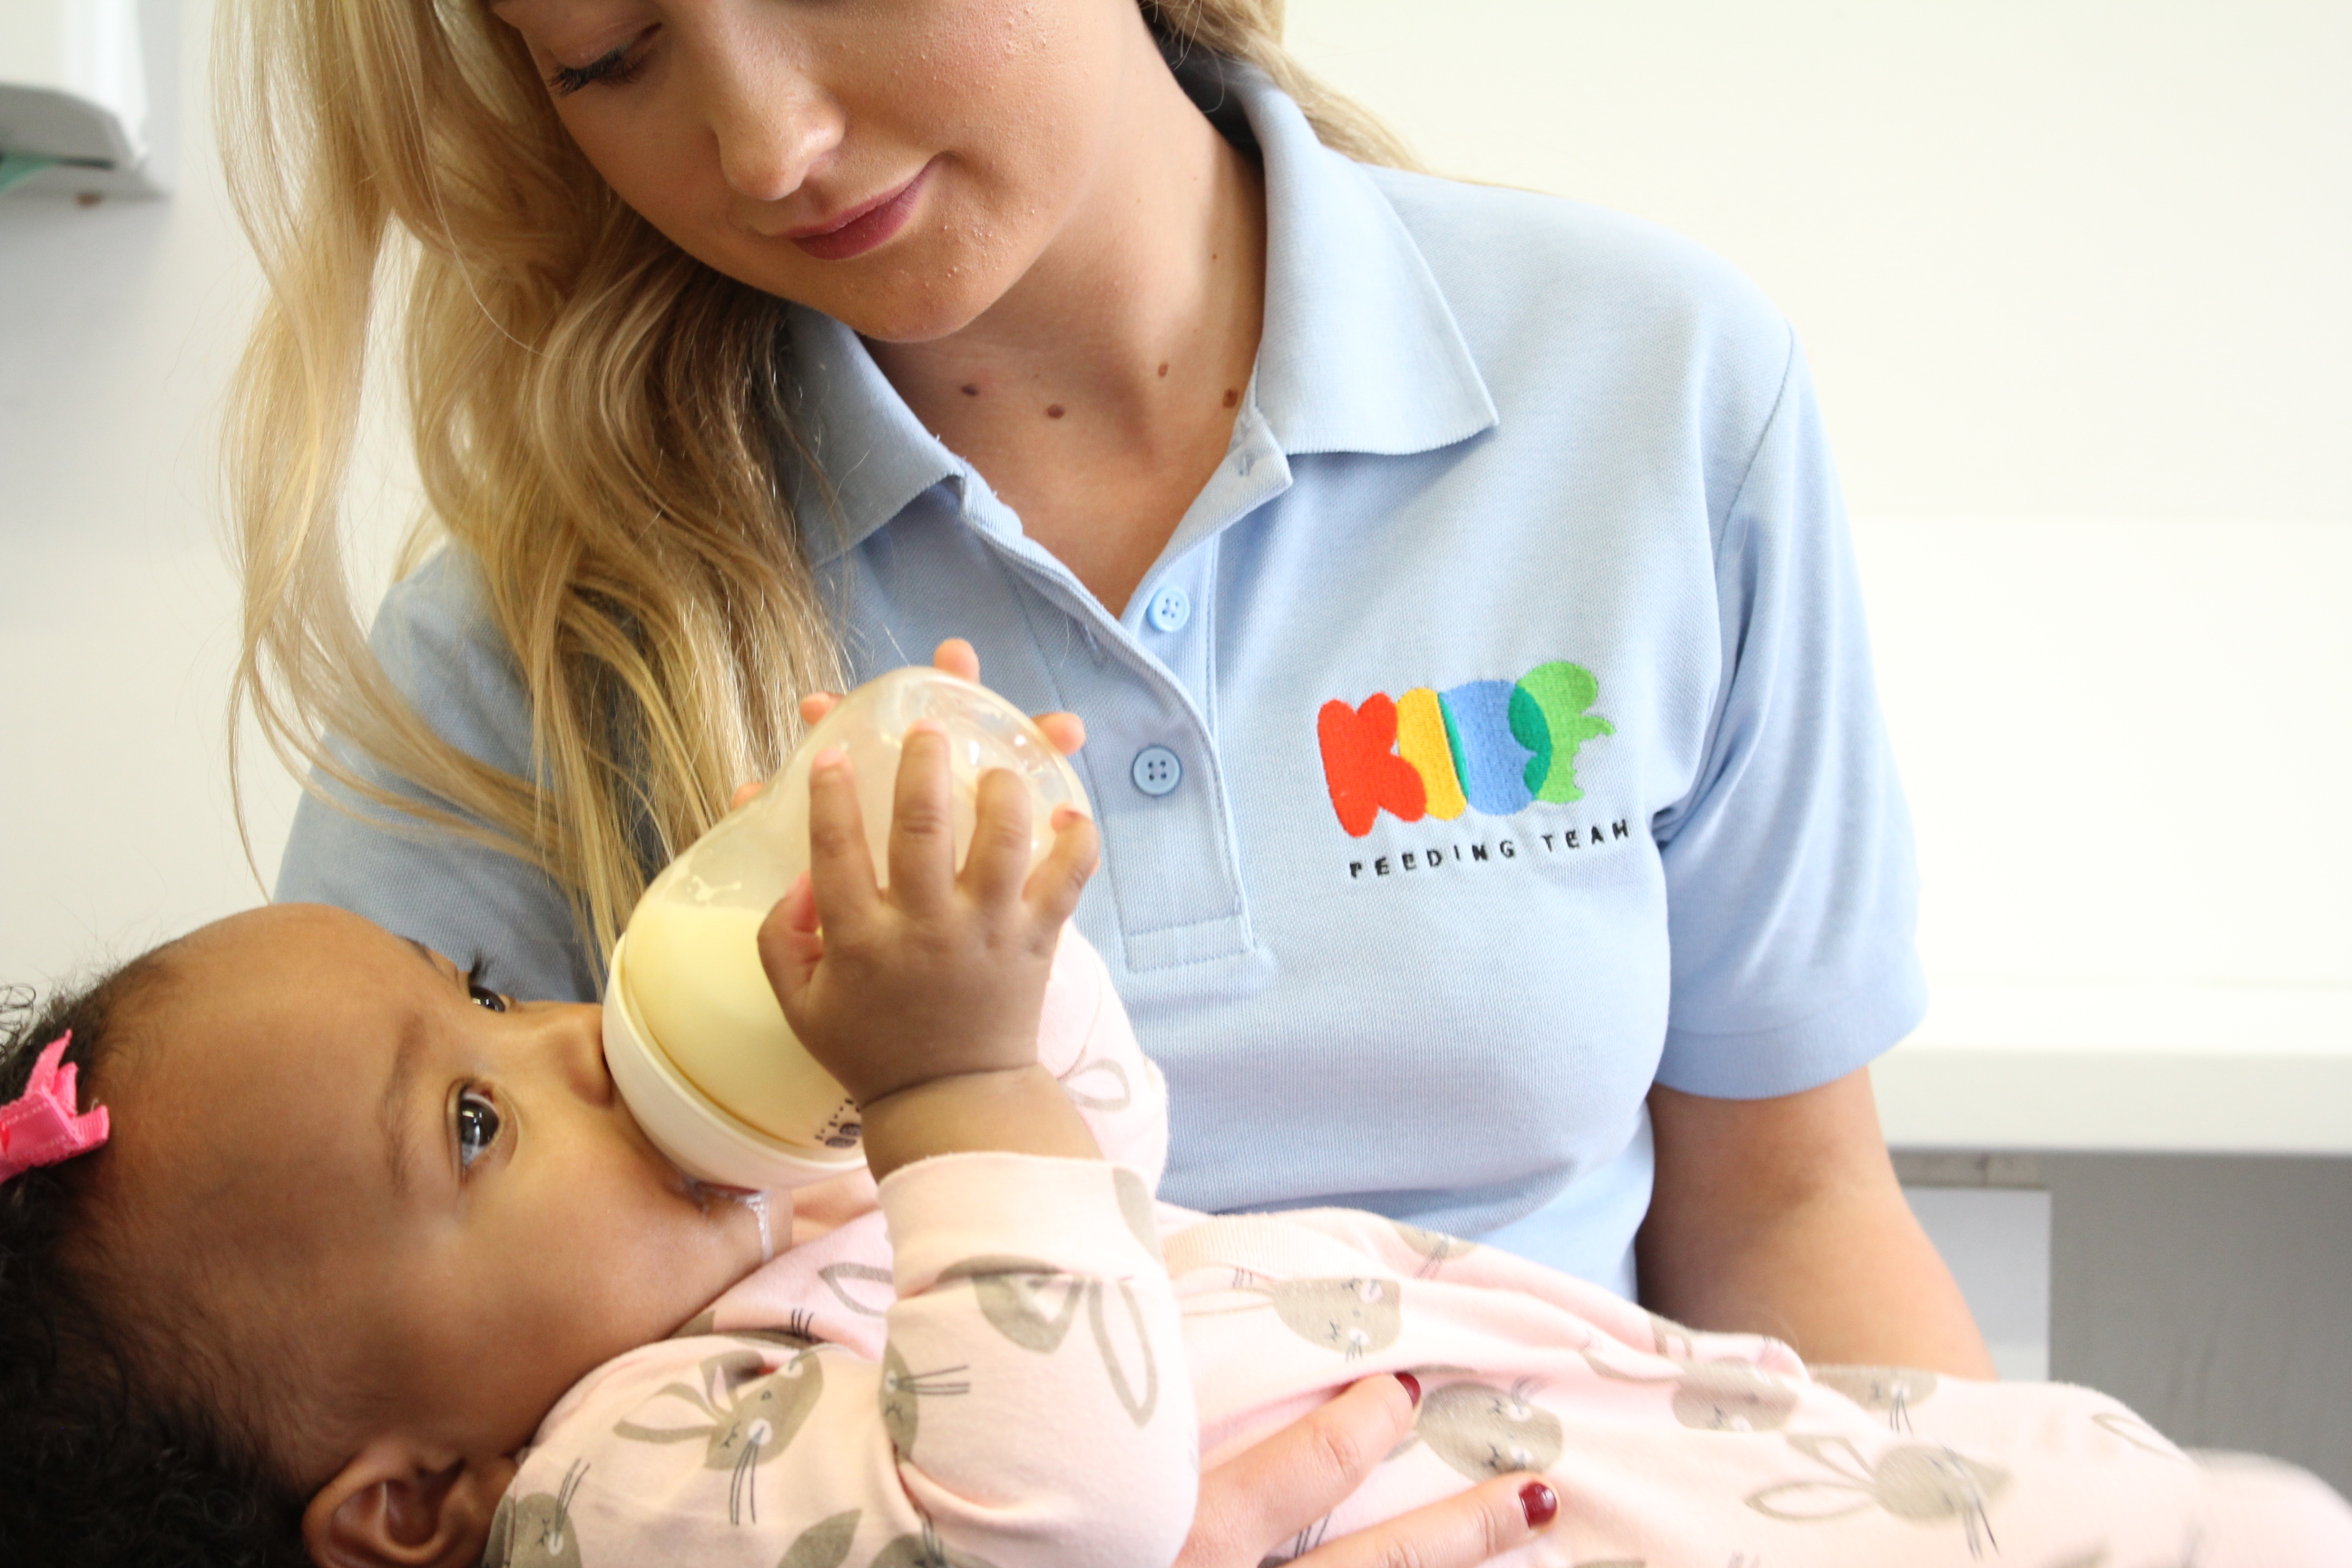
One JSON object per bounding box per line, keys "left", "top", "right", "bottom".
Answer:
{"left": 1317, "top": 662, "right": 1613, "bottom": 838}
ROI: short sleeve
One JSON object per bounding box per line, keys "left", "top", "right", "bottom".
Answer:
{"left": 1651, "top": 338, "right": 1927, "bottom": 1098}
{"left": 272, "top": 550, "right": 601, "bottom": 1003}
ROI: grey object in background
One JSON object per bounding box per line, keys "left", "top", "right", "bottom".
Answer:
{"left": 1902, "top": 1151, "right": 2352, "bottom": 1497}
{"left": 1901, "top": 1181, "right": 2053, "bottom": 1382}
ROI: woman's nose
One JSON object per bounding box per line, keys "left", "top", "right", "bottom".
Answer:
{"left": 699, "top": 46, "right": 842, "bottom": 205}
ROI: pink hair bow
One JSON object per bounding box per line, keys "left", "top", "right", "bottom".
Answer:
{"left": 0, "top": 1034, "right": 111, "bottom": 1184}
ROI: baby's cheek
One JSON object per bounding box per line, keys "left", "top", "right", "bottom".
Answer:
{"left": 612, "top": 1178, "right": 757, "bottom": 1316}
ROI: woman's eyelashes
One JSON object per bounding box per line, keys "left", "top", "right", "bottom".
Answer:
{"left": 456, "top": 1087, "right": 505, "bottom": 1171}
{"left": 545, "top": 28, "right": 657, "bottom": 95}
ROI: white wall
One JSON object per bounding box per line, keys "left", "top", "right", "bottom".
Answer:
{"left": 5, "top": 1, "right": 2347, "bottom": 1010}
{"left": 0, "top": 0, "right": 301, "bottom": 989}
{"left": 1286, "top": 0, "right": 2352, "bottom": 525}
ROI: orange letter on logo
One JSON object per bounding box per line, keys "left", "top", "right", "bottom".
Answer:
{"left": 1318, "top": 695, "right": 1428, "bottom": 838}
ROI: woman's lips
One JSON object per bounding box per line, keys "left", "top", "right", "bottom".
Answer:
{"left": 789, "top": 163, "right": 932, "bottom": 261}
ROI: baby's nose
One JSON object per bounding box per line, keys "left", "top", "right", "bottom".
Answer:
{"left": 539, "top": 1002, "right": 616, "bottom": 1109}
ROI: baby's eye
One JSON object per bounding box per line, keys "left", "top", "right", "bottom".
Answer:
{"left": 467, "top": 980, "right": 508, "bottom": 1014}
{"left": 456, "top": 1088, "right": 503, "bottom": 1170}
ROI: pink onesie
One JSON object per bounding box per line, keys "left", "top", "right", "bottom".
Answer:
{"left": 491, "top": 936, "right": 2352, "bottom": 1568}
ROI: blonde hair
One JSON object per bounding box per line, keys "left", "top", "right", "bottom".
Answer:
{"left": 221, "top": 0, "right": 1410, "bottom": 965}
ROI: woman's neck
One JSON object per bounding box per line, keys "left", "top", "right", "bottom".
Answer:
{"left": 866, "top": 45, "right": 1267, "bottom": 614}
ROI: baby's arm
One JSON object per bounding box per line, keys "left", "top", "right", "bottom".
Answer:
{"left": 495, "top": 734, "right": 1195, "bottom": 1567}
{"left": 779, "top": 642, "right": 1167, "bottom": 1185}
{"left": 1033, "top": 921, "right": 1171, "bottom": 1191}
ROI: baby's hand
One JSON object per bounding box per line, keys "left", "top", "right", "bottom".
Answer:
{"left": 756, "top": 723, "right": 1099, "bottom": 1109}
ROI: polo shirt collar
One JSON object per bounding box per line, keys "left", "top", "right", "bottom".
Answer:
{"left": 1227, "top": 60, "right": 1496, "bottom": 461}
{"left": 781, "top": 308, "right": 962, "bottom": 566}
{"left": 788, "top": 60, "right": 1497, "bottom": 566}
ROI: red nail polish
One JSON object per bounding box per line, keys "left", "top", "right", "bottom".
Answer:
{"left": 1395, "top": 1371, "right": 1421, "bottom": 1407}
{"left": 1518, "top": 1480, "right": 1559, "bottom": 1529}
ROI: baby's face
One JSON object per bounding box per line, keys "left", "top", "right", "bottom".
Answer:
{"left": 105, "top": 905, "right": 764, "bottom": 1481}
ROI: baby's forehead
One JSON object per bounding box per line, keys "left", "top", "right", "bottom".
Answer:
{"left": 178, "top": 901, "right": 406, "bottom": 964}
{"left": 157, "top": 906, "right": 444, "bottom": 1033}
{"left": 111, "top": 909, "right": 423, "bottom": 1198}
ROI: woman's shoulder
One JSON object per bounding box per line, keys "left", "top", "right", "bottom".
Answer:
{"left": 371, "top": 544, "right": 498, "bottom": 661}
{"left": 1360, "top": 163, "right": 1794, "bottom": 393}
{"left": 367, "top": 544, "right": 534, "bottom": 775}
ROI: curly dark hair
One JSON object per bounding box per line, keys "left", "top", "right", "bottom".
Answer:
{"left": 0, "top": 960, "right": 313, "bottom": 1568}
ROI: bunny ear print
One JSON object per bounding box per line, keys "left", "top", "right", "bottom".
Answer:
{"left": 1058, "top": 1057, "right": 1133, "bottom": 1112}
{"left": 818, "top": 1261, "right": 897, "bottom": 1318}
{"left": 1745, "top": 1479, "right": 1879, "bottom": 1523}
{"left": 0, "top": 1035, "right": 110, "bottom": 1184}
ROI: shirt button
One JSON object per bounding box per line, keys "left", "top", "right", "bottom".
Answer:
{"left": 1145, "top": 585, "right": 1191, "bottom": 633}
{"left": 1131, "top": 745, "right": 1183, "bottom": 798}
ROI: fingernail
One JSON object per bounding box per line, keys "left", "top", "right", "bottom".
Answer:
{"left": 1518, "top": 1480, "right": 1559, "bottom": 1529}
{"left": 1394, "top": 1371, "right": 1421, "bottom": 1407}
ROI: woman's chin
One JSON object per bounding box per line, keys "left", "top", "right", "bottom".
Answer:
{"left": 792, "top": 244, "right": 1029, "bottom": 344}
{"left": 823, "top": 282, "right": 1006, "bottom": 346}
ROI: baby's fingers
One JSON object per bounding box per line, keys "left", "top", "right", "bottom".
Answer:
{"left": 962, "top": 767, "right": 1035, "bottom": 909}
{"left": 886, "top": 725, "right": 958, "bottom": 913}
{"left": 803, "top": 750, "right": 881, "bottom": 935}
{"left": 1024, "top": 805, "right": 1099, "bottom": 928}
{"left": 755, "top": 873, "right": 825, "bottom": 1004}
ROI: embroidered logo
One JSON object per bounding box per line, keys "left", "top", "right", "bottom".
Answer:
{"left": 1317, "top": 662, "right": 1612, "bottom": 838}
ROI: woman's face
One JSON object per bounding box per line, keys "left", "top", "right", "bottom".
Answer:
{"left": 489, "top": 0, "right": 1159, "bottom": 340}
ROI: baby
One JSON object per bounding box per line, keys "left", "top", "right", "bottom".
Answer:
{"left": 4, "top": 734, "right": 2348, "bottom": 1568}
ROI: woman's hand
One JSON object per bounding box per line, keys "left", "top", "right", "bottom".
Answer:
{"left": 798, "top": 638, "right": 1087, "bottom": 756}
{"left": 1182, "top": 1376, "right": 1560, "bottom": 1568}
{"left": 727, "top": 640, "right": 1082, "bottom": 815}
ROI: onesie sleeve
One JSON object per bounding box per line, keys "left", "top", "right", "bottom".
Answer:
{"left": 1032, "top": 928, "right": 1171, "bottom": 1190}
{"left": 271, "top": 548, "right": 602, "bottom": 1003}
{"left": 1651, "top": 337, "right": 1929, "bottom": 1098}
{"left": 496, "top": 1154, "right": 1196, "bottom": 1568}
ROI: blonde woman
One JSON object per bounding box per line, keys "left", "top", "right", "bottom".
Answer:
{"left": 233, "top": 0, "right": 1991, "bottom": 1558}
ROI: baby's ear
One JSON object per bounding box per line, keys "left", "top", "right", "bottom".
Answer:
{"left": 303, "top": 1436, "right": 516, "bottom": 1568}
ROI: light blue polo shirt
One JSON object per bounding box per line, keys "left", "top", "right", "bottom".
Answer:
{"left": 277, "top": 61, "right": 1925, "bottom": 1298}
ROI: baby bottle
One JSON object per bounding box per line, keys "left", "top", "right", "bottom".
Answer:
{"left": 602, "top": 667, "right": 1091, "bottom": 1191}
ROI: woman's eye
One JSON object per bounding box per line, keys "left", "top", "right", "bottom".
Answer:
{"left": 546, "top": 29, "right": 656, "bottom": 96}
{"left": 456, "top": 1089, "right": 503, "bottom": 1171}
{"left": 468, "top": 980, "right": 508, "bottom": 1014}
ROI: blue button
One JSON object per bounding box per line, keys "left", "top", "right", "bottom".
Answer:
{"left": 1131, "top": 745, "right": 1183, "bottom": 798}
{"left": 1145, "top": 585, "right": 1191, "bottom": 633}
